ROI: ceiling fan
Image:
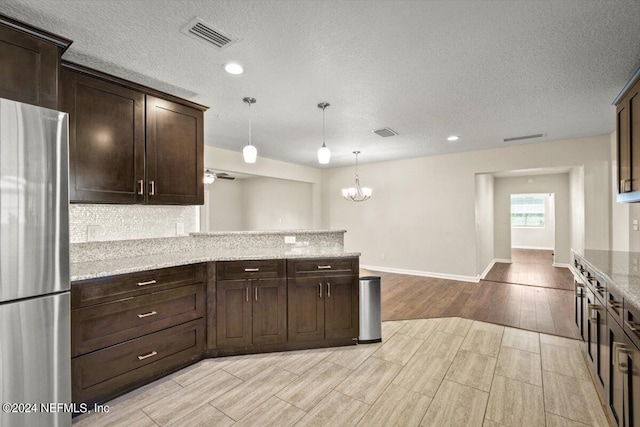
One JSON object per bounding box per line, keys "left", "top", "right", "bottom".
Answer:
{"left": 204, "top": 169, "right": 235, "bottom": 184}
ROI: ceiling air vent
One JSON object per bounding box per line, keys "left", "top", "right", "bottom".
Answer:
{"left": 372, "top": 127, "right": 398, "bottom": 138}
{"left": 181, "top": 18, "right": 236, "bottom": 49}
{"left": 503, "top": 133, "right": 545, "bottom": 143}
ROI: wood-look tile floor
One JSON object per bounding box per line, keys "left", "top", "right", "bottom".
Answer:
{"left": 73, "top": 318, "right": 608, "bottom": 427}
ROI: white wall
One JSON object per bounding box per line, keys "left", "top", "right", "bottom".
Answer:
{"left": 203, "top": 146, "right": 322, "bottom": 228}
{"left": 203, "top": 179, "right": 243, "bottom": 231}
{"left": 570, "top": 166, "right": 586, "bottom": 255}
{"left": 322, "top": 134, "right": 610, "bottom": 280}
{"left": 475, "top": 174, "right": 495, "bottom": 276}
{"left": 510, "top": 194, "right": 555, "bottom": 250}
{"left": 242, "top": 177, "right": 313, "bottom": 230}
{"left": 202, "top": 176, "right": 313, "bottom": 231}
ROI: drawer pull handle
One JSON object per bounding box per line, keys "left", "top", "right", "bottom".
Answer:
{"left": 610, "top": 301, "right": 622, "bottom": 309}
{"left": 137, "top": 351, "right": 158, "bottom": 361}
{"left": 137, "top": 311, "right": 157, "bottom": 318}
{"left": 255, "top": 286, "right": 258, "bottom": 301}
{"left": 318, "top": 282, "right": 323, "bottom": 298}
{"left": 137, "top": 280, "right": 157, "bottom": 287}
{"left": 625, "top": 320, "right": 639, "bottom": 332}
{"left": 244, "top": 268, "right": 260, "bottom": 272}
{"left": 317, "top": 265, "right": 332, "bottom": 269}
{"left": 327, "top": 282, "right": 331, "bottom": 298}
{"left": 138, "top": 179, "right": 144, "bottom": 195}
{"left": 246, "top": 287, "right": 249, "bottom": 302}
{"left": 149, "top": 180, "right": 156, "bottom": 196}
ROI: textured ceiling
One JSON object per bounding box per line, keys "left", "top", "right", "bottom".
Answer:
{"left": 4, "top": 0, "right": 640, "bottom": 167}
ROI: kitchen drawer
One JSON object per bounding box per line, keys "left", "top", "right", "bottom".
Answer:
{"left": 72, "top": 318, "right": 204, "bottom": 404}
{"left": 72, "top": 263, "right": 206, "bottom": 308}
{"left": 287, "top": 257, "right": 358, "bottom": 277}
{"left": 608, "top": 286, "right": 624, "bottom": 327}
{"left": 624, "top": 303, "right": 640, "bottom": 349}
{"left": 72, "top": 283, "right": 205, "bottom": 357}
{"left": 216, "top": 259, "right": 285, "bottom": 280}
{"left": 585, "top": 270, "right": 606, "bottom": 302}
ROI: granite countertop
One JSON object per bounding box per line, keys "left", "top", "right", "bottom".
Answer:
{"left": 71, "top": 247, "right": 361, "bottom": 282}
{"left": 574, "top": 249, "right": 640, "bottom": 312}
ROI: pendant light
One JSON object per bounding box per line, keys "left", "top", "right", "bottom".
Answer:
{"left": 342, "top": 151, "right": 372, "bottom": 202}
{"left": 243, "top": 97, "right": 257, "bottom": 163}
{"left": 317, "top": 102, "right": 331, "bottom": 164}
{"left": 203, "top": 169, "right": 216, "bottom": 184}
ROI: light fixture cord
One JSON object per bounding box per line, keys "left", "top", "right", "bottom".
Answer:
{"left": 248, "top": 101, "right": 252, "bottom": 146}
{"left": 322, "top": 106, "right": 326, "bottom": 147}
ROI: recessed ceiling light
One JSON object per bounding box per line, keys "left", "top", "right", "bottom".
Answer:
{"left": 447, "top": 135, "right": 460, "bottom": 141}
{"left": 223, "top": 63, "right": 244, "bottom": 75}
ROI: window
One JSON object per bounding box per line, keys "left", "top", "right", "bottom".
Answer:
{"left": 511, "top": 194, "right": 545, "bottom": 228}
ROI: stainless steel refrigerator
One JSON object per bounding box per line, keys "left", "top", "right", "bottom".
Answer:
{"left": 0, "top": 98, "right": 71, "bottom": 427}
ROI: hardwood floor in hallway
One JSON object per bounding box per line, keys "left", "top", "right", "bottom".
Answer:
{"left": 365, "top": 249, "right": 578, "bottom": 339}
{"left": 484, "top": 249, "right": 574, "bottom": 290}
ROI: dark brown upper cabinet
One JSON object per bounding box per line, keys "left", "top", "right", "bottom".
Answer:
{"left": 62, "top": 69, "right": 145, "bottom": 203}
{"left": 61, "top": 63, "right": 207, "bottom": 205}
{"left": 615, "top": 67, "right": 640, "bottom": 203}
{"left": 0, "top": 14, "right": 71, "bottom": 109}
{"left": 146, "top": 96, "right": 204, "bottom": 205}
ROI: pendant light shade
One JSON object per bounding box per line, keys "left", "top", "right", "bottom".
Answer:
{"left": 317, "top": 102, "right": 331, "bottom": 164}
{"left": 243, "top": 97, "right": 257, "bottom": 164}
{"left": 243, "top": 144, "right": 257, "bottom": 163}
{"left": 342, "top": 151, "right": 372, "bottom": 202}
{"left": 203, "top": 169, "right": 216, "bottom": 184}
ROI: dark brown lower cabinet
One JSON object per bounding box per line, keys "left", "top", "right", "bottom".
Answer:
{"left": 608, "top": 312, "right": 640, "bottom": 427}
{"left": 288, "top": 274, "right": 358, "bottom": 342}
{"left": 585, "top": 285, "right": 607, "bottom": 391}
{"left": 72, "top": 319, "right": 204, "bottom": 405}
{"left": 216, "top": 278, "right": 287, "bottom": 348}
{"left": 575, "top": 277, "right": 586, "bottom": 342}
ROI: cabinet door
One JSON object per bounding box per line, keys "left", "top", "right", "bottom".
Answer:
{"left": 631, "top": 90, "right": 640, "bottom": 192}
{"left": 216, "top": 280, "right": 252, "bottom": 347}
{"left": 575, "top": 278, "right": 586, "bottom": 341}
{"left": 62, "top": 69, "right": 145, "bottom": 203}
{"left": 625, "top": 337, "right": 640, "bottom": 427}
{"left": 608, "top": 315, "right": 625, "bottom": 427}
{"left": 146, "top": 96, "right": 204, "bottom": 205}
{"left": 288, "top": 276, "right": 325, "bottom": 342}
{"left": 619, "top": 100, "right": 632, "bottom": 193}
{"left": 325, "top": 275, "right": 358, "bottom": 340}
{"left": 252, "top": 278, "right": 287, "bottom": 345}
{"left": 0, "top": 24, "right": 60, "bottom": 109}
{"left": 586, "top": 291, "right": 607, "bottom": 390}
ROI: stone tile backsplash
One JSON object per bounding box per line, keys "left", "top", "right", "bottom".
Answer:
{"left": 69, "top": 204, "right": 198, "bottom": 243}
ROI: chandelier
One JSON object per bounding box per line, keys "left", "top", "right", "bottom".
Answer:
{"left": 342, "top": 151, "right": 372, "bottom": 202}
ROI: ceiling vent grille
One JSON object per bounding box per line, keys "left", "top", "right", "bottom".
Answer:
{"left": 503, "top": 133, "right": 545, "bottom": 143}
{"left": 372, "top": 127, "right": 398, "bottom": 138}
{"left": 181, "top": 18, "right": 236, "bottom": 48}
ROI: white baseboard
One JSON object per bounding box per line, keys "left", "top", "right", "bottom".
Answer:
{"left": 552, "top": 262, "right": 571, "bottom": 268}
{"left": 511, "top": 246, "right": 555, "bottom": 250}
{"left": 360, "top": 264, "right": 479, "bottom": 283}
{"left": 493, "top": 258, "right": 512, "bottom": 264}
{"left": 480, "top": 260, "right": 497, "bottom": 280}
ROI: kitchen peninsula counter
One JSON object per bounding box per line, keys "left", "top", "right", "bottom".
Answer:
{"left": 70, "top": 230, "right": 359, "bottom": 281}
